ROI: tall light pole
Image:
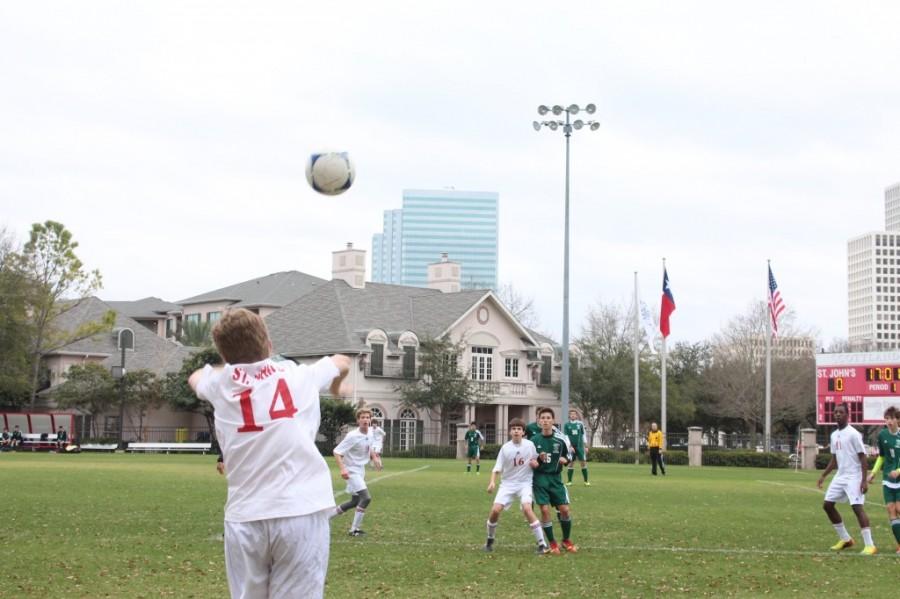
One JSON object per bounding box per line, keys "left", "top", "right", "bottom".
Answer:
{"left": 533, "top": 104, "right": 599, "bottom": 419}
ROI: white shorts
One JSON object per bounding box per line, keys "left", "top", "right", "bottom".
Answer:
{"left": 493, "top": 482, "right": 534, "bottom": 511}
{"left": 346, "top": 470, "right": 367, "bottom": 495}
{"left": 825, "top": 475, "right": 865, "bottom": 505}
{"left": 224, "top": 510, "right": 330, "bottom": 599}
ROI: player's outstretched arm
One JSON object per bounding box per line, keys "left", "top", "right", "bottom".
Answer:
{"left": 329, "top": 354, "right": 352, "bottom": 397}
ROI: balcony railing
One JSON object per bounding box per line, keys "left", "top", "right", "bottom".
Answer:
{"left": 364, "top": 361, "right": 417, "bottom": 379}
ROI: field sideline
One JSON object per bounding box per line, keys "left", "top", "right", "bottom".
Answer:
{"left": 1, "top": 453, "right": 896, "bottom": 598}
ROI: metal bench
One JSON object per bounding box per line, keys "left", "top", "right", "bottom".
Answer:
{"left": 126, "top": 442, "right": 212, "bottom": 454}
{"left": 80, "top": 443, "right": 119, "bottom": 452}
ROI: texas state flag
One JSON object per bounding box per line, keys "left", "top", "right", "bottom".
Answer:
{"left": 660, "top": 267, "right": 676, "bottom": 338}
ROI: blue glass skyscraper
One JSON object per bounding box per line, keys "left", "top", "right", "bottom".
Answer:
{"left": 371, "top": 189, "right": 498, "bottom": 289}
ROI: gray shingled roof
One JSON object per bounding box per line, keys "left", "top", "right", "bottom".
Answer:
{"left": 266, "top": 281, "right": 494, "bottom": 357}
{"left": 177, "top": 271, "right": 325, "bottom": 308}
{"left": 49, "top": 297, "right": 196, "bottom": 375}
{"left": 105, "top": 297, "right": 182, "bottom": 319}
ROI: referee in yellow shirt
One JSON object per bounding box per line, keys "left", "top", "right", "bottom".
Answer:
{"left": 648, "top": 422, "right": 666, "bottom": 476}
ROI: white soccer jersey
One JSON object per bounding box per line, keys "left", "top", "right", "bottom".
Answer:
{"left": 492, "top": 439, "right": 538, "bottom": 485}
{"left": 334, "top": 428, "right": 372, "bottom": 474}
{"left": 369, "top": 426, "right": 385, "bottom": 452}
{"left": 196, "top": 356, "right": 339, "bottom": 523}
{"left": 830, "top": 425, "right": 866, "bottom": 478}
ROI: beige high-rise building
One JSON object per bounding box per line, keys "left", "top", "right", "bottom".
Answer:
{"left": 848, "top": 182, "right": 900, "bottom": 350}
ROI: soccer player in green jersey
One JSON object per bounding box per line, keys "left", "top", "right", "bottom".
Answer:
{"left": 867, "top": 405, "right": 900, "bottom": 553}
{"left": 464, "top": 422, "right": 484, "bottom": 474}
{"left": 564, "top": 409, "right": 590, "bottom": 486}
{"left": 532, "top": 408, "right": 577, "bottom": 554}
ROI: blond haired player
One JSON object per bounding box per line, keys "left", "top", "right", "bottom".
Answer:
{"left": 332, "top": 408, "right": 383, "bottom": 536}
{"left": 189, "top": 308, "right": 351, "bottom": 599}
{"left": 483, "top": 418, "right": 548, "bottom": 555}
{"left": 817, "top": 403, "right": 877, "bottom": 555}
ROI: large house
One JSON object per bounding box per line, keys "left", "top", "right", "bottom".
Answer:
{"left": 40, "top": 244, "right": 565, "bottom": 447}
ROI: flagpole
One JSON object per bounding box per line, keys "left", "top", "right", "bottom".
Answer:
{"left": 661, "top": 258, "right": 667, "bottom": 450}
{"left": 765, "top": 259, "right": 772, "bottom": 453}
{"left": 633, "top": 271, "right": 640, "bottom": 464}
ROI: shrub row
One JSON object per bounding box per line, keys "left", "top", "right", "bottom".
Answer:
{"left": 815, "top": 453, "right": 877, "bottom": 470}
{"left": 382, "top": 444, "right": 456, "bottom": 459}
{"left": 586, "top": 447, "right": 790, "bottom": 468}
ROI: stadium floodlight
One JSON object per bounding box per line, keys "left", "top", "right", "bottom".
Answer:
{"left": 531, "top": 103, "right": 599, "bottom": 421}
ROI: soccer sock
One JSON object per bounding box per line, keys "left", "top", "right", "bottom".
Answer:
{"left": 891, "top": 519, "right": 900, "bottom": 544}
{"left": 476, "top": 464, "right": 480, "bottom": 473}
{"left": 542, "top": 521, "right": 555, "bottom": 543}
{"left": 466, "top": 464, "right": 471, "bottom": 472}
{"left": 486, "top": 520, "right": 497, "bottom": 540}
{"left": 559, "top": 515, "right": 572, "bottom": 540}
{"left": 861, "top": 527, "right": 874, "bottom": 547}
{"left": 582, "top": 468, "right": 588, "bottom": 482}
{"left": 529, "top": 520, "right": 544, "bottom": 545}
{"left": 351, "top": 509, "right": 366, "bottom": 531}
{"left": 833, "top": 522, "right": 851, "bottom": 542}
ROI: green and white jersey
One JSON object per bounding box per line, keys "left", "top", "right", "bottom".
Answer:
{"left": 563, "top": 420, "right": 586, "bottom": 446}
{"left": 525, "top": 422, "right": 542, "bottom": 441}
{"left": 465, "top": 429, "right": 484, "bottom": 449}
{"left": 877, "top": 427, "right": 900, "bottom": 488}
{"left": 531, "top": 432, "right": 567, "bottom": 476}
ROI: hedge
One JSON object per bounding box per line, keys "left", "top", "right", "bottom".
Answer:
{"left": 587, "top": 447, "right": 790, "bottom": 468}
{"left": 815, "top": 453, "right": 877, "bottom": 470}
{"left": 382, "top": 444, "right": 456, "bottom": 459}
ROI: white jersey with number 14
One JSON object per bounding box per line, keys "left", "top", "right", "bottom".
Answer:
{"left": 197, "top": 356, "right": 339, "bottom": 523}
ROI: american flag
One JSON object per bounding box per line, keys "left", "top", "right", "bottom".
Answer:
{"left": 768, "top": 265, "right": 786, "bottom": 336}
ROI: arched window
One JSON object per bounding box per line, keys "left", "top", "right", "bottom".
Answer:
{"left": 399, "top": 408, "right": 417, "bottom": 451}
{"left": 370, "top": 406, "right": 385, "bottom": 423}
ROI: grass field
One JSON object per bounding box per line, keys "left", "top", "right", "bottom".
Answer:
{"left": 1, "top": 453, "right": 896, "bottom": 598}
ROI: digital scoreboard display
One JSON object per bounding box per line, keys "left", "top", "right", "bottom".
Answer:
{"left": 816, "top": 362, "right": 900, "bottom": 425}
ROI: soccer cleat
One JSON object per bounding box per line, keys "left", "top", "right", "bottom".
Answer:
{"left": 829, "top": 538, "right": 854, "bottom": 551}
{"left": 565, "top": 481, "right": 573, "bottom": 486}
{"left": 562, "top": 539, "right": 578, "bottom": 553}
{"left": 535, "top": 543, "right": 550, "bottom": 555}
{"left": 584, "top": 482, "right": 591, "bottom": 487}
{"left": 348, "top": 529, "right": 366, "bottom": 537}
{"left": 860, "top": 545, "right": 878, "bottom": 556}
{"left": 483, "top": 541, "right": 494, "bottom": 553}
{"left": 548, "top": 541, "right": 561, "bottom": 555}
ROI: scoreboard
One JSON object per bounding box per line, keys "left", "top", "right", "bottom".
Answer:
{"left": 816, "top": 352, "right": 900, "bottom": 425}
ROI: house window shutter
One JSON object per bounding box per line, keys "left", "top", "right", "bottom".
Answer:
{"left": 540, "top": 356, "right": 552, "bottom": 385}
{"left": 371, "top": 343, "right": 384, "bottom": 376}
{"left": 403, "top": 347, "right": 416, "bottom": 378}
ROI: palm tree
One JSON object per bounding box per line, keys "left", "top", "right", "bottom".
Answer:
{"left": 178, "top": 320, "right": 213, "bottom": 347}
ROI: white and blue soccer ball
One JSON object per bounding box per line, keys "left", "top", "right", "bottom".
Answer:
{"left": 305, "top": 151, "right": 355, "bottom": 196}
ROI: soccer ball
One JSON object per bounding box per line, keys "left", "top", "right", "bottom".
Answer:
{"left": 305, "top": 151, "right": 355, "bottom": 196}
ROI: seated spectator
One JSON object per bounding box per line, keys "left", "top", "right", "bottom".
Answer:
{"left": 1, "top": 428, "right": 10, "bottom": 450}
{"left": 10, "top": 425, "right": 23, "bottom": 449}
{"left": 56, "top": 426, "right": 68, "bottom": 450}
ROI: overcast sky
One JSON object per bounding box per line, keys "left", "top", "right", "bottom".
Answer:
{"left": 3, "top": 1, "right": 899, "bottom": 347}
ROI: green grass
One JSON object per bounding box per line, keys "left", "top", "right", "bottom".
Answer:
{"left": 0, "top": 453, "right": 896, "bottom": 598}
